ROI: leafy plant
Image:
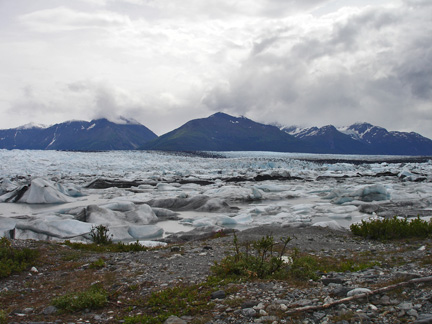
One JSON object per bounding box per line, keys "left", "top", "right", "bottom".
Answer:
{"left": 212, "top": 233, "right": 292, "bottom": 279}
{"left": 89, "top": 225, "right": 113, "bottom": 245}
{"left": 350, "top": 216, "right": 432, "bottom": 240}
{"left": 123, "top": 278, "right": 222, "bottom": 324}
{"left": 63, "top": 240, "right": 148, "bottom": 253}
{"left": 89, "top": 258, "right": 106, "bottom": 269}
{"left": 0, "top": 309, "right": 7, "bottom": 324}
{"left": 52, "top": 283, "right": 108, "bottom": 312}
{"left": 0, "top": 237, "right": 39, "bottom": 278}
{"left": 212, "top": 234, "right": 379, "bottom": 282}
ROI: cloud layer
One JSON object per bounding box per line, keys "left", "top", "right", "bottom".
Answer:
{"left": 0, "top": 0, "right": 431, "bottom": 137}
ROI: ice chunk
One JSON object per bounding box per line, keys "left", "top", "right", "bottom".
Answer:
{"left": 1, "top": 178, "right": 74, "bottom": 204}
{"left": 127, "top": 225, "right": 164, "bottom": 240}
{"left": 136, "top": 240, "right": 167, "bottom": 248}
{"left": 325, "top": 185, "right": 389, "bottom": 204}
{"left": 0, "top": 217, "right": 18, "bottom": 238}
{"left": 152, "top": 207, "right": 179, "bottom": 219}
{"left": 312, "top": 220, "right": 344, "bottom": 230}
{"left": 101, "top": 201, "right": 135, "bottom": 212}
{"left": 233, "top": 213, "right": 252, "bottom": 224}
{"left": 214, "top": 215, "right": 237, "bottom": 226}
{"left": 14, "top": 218, "right": 93, "bottom": 240}
{"left": 86, "top": 205, "right": 124, "bottom": 225}
{"left": 124, "top": 204, "right": 158, "bottom": 224}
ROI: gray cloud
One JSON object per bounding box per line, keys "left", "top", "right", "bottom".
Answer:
{"left": 1, "top": 0, "right": 431, "bottom": 139}
{"left": 201, "top": 1, "right": 432, "bottom": 137}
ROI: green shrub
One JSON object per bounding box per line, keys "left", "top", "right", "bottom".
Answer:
{"left": 52, "top": 283, "right": 108, "bottom": 312}
{"left": 89, "top": 258, "right": 105, "bottom": 269}
{"left": 212, "top": 234, "right": 379, "bottom": 282}
{"left": 0, "top": 237, "right": 39, "bottom": 278}
{"left": 63, "top": 240, "right": 148, "bottom": 253}
{"left": 0, "top": 310, "right": 7, "bottom": 324}
{"left": 89, "top": 225, "right": 113, "bottom": 245}
{"left": 124, "top": 280, "right": 218, "bottom": 324}
{"left": 350, "top": 216, "right": 432, "bottom": 240}
{"left": 212, "top": 233, "right": 292, "bottom": 279}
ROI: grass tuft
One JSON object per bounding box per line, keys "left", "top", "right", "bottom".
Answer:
{"left": 0, "top": 237, "right": 39, "bottom": 278}
{"left": 52, "top": 283, "right": 108, "bottom": 312}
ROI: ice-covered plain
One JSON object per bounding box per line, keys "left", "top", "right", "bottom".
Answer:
{"left": 0, "top": 149, "right": 431, "bottom": 243}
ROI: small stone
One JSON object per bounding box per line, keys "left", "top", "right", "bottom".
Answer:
{"left": 242, "top": 308, "right": 257, "bottom": 317}
{"left": 313, "top": 312, "right": 326, "bottom": 320}
{"left": 259, "top": 309, "right": 268, "bottom": 316}
{"left": 211, "top": 290, "right": 226, "bottom": 299}
{"left": 280, "top": 304, "right": 288, "bottom": 311}
{"left": 414, "top": 315, "right": 432, "bottom": 324}
{"left": 323, "top": 296, "right": 333, "bottom": 305}
{"left": 408, "top": 309, "right": 419, "bottom": 318}
{"left": 255, "top": 303, "right": 265, "bottom": 310}
{"left": 164, "top": 315, "right": 187, "bottom": 324}
{"left": 23, "top": 308, "right": 34, "bottom": 314}
{"left": 398, "top": 302, "right": 414, "bottom": 310}
{"left": 368, "top": 304, "right": 378, "bottom": 311}
{"left": 347, "top": 288, "right": 372, "bottom": 297}
{"left": 42, "top": 306, "right": 58, "bottom": 315}
{"left": 241, "top": 300, "right": 259, "bottom": 309}
{"left": 321, "top": 277, "right": 343, "bottom": 285}
{"left": 30, "top": 266, "right": 38, "bottom": 273}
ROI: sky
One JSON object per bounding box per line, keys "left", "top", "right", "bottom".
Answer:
{"left": 1, "top": 0, "right": 431, "bottom": 137}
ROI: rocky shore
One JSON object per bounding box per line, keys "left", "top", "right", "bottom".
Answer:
{"left": 1, "top": 225, "right": 432, "bottom": 324}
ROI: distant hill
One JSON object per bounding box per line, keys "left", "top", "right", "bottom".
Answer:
{"left": 2, "top": 113, "right": 432, "bottom": 155}
{"left": 143, "top": 112, "right": 432, "bottom": 155}
{"left": 283, "top": 122, "right": 432, "bottom": 155}
{"left": 141, "top": 112, "right": 313, "bottom": 152}
{"left": 0, "top": 117, "right": 157, "bottom": 151}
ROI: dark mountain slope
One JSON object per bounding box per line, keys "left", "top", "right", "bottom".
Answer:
{"left": 0, "top": 118, "right": 157, "bottom": 151}
{"left": 142, "top": 112, "right": 312, "bottom": 152}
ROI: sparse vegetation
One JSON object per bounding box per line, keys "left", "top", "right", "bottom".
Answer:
{"left": 123, "top": 277, "right": 228, "bottom": 324}
{"left": 52, "top": 283, "right": 108, "bottom": 312}
{"left": 350, "top": 216, "right": 432, "bottom": 240}
{"left": 212, "top": 234, "right": 379, "bottom": 282}
{"left": 0, "top": 310, "right": 7, "bottom": 324}
{"left": 89, "top": 258, "right": 106, "bottom": 269}
{"left": 212, "top": 233, "right": 291, "bottom": 279}
{"left": 63, "top": 240, "right": 148, "bottom": 253}
{"left": 89, "top": 224, "right": 113, "bottom": 245}
{"left": 0, "top": 237, "right": 39, "bottom": 278}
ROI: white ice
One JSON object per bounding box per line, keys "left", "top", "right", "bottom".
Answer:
{"left": 0, "top": 150, "right": 431, "bottom": 242}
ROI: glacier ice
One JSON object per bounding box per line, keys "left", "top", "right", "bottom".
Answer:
{"left": 0, "top": 150, "right": 431, "bottom": 242}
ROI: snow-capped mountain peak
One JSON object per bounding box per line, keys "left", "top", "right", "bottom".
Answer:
{"left": 16, "top": 122, "right": 48, "bottom": 130}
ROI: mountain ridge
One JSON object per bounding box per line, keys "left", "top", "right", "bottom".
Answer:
{"left": 1, "top": 113, "right": 432, "bottom": 155}
{"left": 0, "top": 118, "right": 157, "bottom": 151}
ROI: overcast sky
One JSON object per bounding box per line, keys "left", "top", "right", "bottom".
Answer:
{"left": 1, "top": 0, "right": 431, "bottom": 137}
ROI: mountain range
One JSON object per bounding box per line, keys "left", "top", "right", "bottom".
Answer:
{"left": 1, "top": 112, "right": 431, "bottom": 155}
{"left": 0, "top": 117, "right": 157, "bottom": 151}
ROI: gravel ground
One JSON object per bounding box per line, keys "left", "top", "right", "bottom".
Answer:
{"left": 1, "top": 225, "right": 432, "bottom": 324}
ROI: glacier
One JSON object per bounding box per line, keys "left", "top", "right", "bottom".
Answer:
{"left": 0, "top": 149, "right": 431, "bottom": 242}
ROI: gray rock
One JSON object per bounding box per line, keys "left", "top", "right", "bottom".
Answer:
{"left": 42, "top": 306, "right": 57, "bottom": 315}
{"left": 313, "top": 312, "right": 326, "bottom": 320}
{"left": 398, "top": 301, "right": 414, "bottom": 310}
{"left": 164, "top": 315, "right": 187, "bottom": 324}
{"left": 241, "top": 300, "right": 259, "bottom": 309}
{"left": 408, "top": 309, "right": 419, "bottom": 318}
{"left": 211, "top": 290, "right": 226, "bottom": 299}
{"left": 321, "top": 277, "right": 344, "bottom": 285}
{"left": 347, "top": 288, "right": 372, "bottom": 297}
{"left": 415, "top": 315, "right": 432, "bottom": 324}
{"left": 242, "top": 308, "right": 257, "bottom": 317}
